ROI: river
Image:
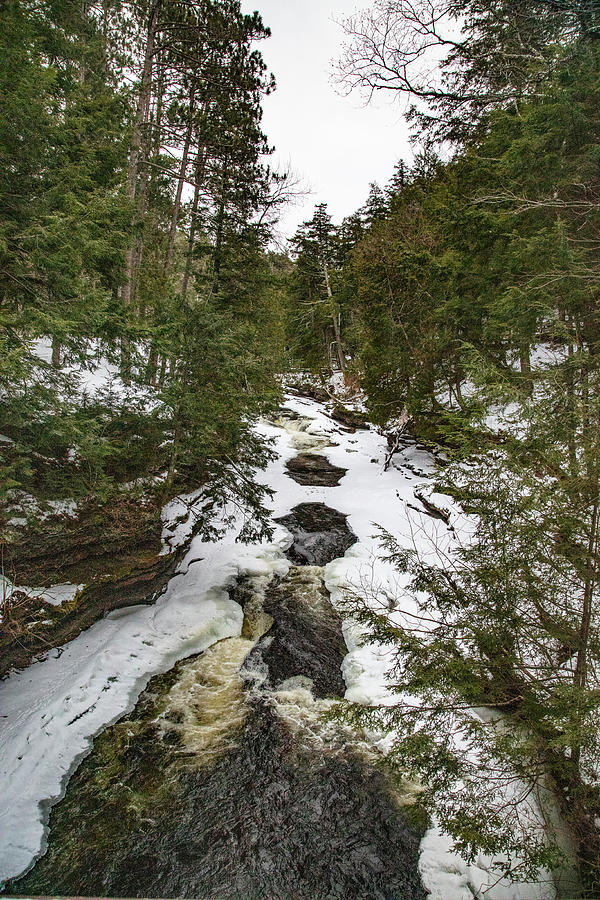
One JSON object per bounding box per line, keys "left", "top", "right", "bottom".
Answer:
{"left": 0, "top": 393, "right": 555, "bottom": 900}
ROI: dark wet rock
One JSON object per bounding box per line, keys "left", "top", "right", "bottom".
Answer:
{"left": 331, "top": 405, "right": 369, "bottom": 431}
{"left": 243, "top": 567, "right": 347, "bottom": 699}
{"left": 288, "top": 382, "right": 330, "bottom": 404}
{"left": 285, "top": 454, "right": 347, "bottom": 487}
{"left": 276, "top": 503, "right": 357, "bottom": 567}
{"left": 5, "top": 496, "right": 163, "bottom": 586}
{"left": 277, "top": 407, "right": 304, "bottom": 423}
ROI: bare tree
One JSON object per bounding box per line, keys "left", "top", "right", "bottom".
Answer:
{"left": 334, "top": 0, "right": 595, "bottom": 140}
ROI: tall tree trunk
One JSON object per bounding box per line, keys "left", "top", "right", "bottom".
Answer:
{"left": 121, "top": 4, "right": 159, "bottom": 382}
{"left": 573, "top": 498, "right": 598, "bottom": 702}
{"left": 122, "top": 2, "right": 159, "bottom": 309}
{"left": 519, "top": 341, "right": 533, "bottom": 396}
{"left": 78, "top": 1, "right": 89, "bottom": 82}
{"left": 151, "top": 48, "right": 165, "bottom": 167}
{"left": 323, "top": 261, "right": 345, "bottom": 372}
{"left": 181, "top": 147, "right": 207, "bottom": 302}
{"left": 164, "top": 89, "right": 196, "bottom": 276}
{"left": 163, "top": 418, "right": 182, "bottom": 500}
{"left": 569, "top": 371, "right": 600, "bottom": 874}
{"left": 566, "top": 341, "right": 578, "bottom": 477}
{"left": 145, "top": 346, "right": 159, "bottom": 385}
{"left": 213, "top": 156, "right": 229, "bottom": 283}
{"left": 51, "top": 336, "right": 61, "bottom": 369}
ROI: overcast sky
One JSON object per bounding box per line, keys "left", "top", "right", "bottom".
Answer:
{"left": 240, "top": 0, "right": 413, "bottom": 243}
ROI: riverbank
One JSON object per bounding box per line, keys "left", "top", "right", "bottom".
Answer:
{"left": 0, "top": 392, "right": 556, "bottom": 899}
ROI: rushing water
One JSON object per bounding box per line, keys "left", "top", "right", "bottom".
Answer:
{"left": 8, "top": 447, "right": 427, "bottom": 900}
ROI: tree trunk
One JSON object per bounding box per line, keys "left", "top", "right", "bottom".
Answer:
{"left": 146, "top": 345, "right": 159, "bottom": 385}
{"left": 151, "top": 48, "right": 165, "bottom": 167}
{"left": 158, "top": 353, "right": 167, "bottom": 387}
{"left": 181, "top": 147, "right": 207, "bottom": 302}
{"left": 164, "top": 89, "right": 196, "bottom": 276}
{"left": 122, "top": 2, "right": 159, "bottom": 309}
{"left": 323, "top": 261, "right": 345, "bottom": 372}
{"left": 213, "top": 156, "right": 229, "bottom": 283}
{"left": 519, "top": 341, "right": 533, "bottom": 396}
{"left": 163, "top": 420, "right": 182, "bottom": 501}
{"left": 51, "top": 337, "right": 61, "bottom": 369}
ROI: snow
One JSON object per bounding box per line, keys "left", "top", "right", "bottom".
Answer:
{"left": 271, "top": 397, "right": 554, "bottom": 900}
{"left": 0, "top": 392, "right": 556, "bottom": 897}
{"left": 46, "top": 499, "right": 78, "bottom": 519}
{"left": 160, "top": 488, "right": 204, "bottom": 554}
{"left": 1, "top": 574, "right": 14, "bottom": 603}
{"left": 1, "top": 580, "right": 83, "bottom": 611}
{"left": 420, "top": 829, "right": 553, "bottom": 900}
{"left": 421, "top": 828, "right": 556, "bottom": 900}
{"left": 4, "top": 493, "right": 79, "bottom": 526}
{"left": 31, "top": 337, "right": 53, "bottom": 365}
{"left": 22, "top": 584, "right": 84, "bottom": 607}
{"left": 29, "top": 336, "right": 163, "bottom": 413}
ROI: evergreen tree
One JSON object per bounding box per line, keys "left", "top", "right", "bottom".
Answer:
{"left": 361, "top": 181, "right": 388, "bottom": 226}
{"left": 288, "top": 204, "right": 346, "bottom": 373}
{"left": 1, "top": 0, "right": 286, "bottom": 542}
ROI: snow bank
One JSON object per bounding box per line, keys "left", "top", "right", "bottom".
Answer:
{"left": 278, "top": 396, "right": 554, "bottom": 900}
{"left": 420, "top": 828, "right": 553, "bottom": 900}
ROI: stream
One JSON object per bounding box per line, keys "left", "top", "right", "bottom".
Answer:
{"left": 0, "top": 395, "right": 556, "bottom": 900}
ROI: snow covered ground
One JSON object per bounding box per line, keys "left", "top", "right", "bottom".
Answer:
{"left": 0, "top": 393, "right": 555, "bottom": 898}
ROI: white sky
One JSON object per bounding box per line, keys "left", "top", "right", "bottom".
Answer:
{"left": 240, "top": 0, "right": 413, "bottom": 242}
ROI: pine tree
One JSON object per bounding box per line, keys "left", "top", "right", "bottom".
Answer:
{"left": 289, "top": 204, "right": 347, "bottom": 373}
{"left": 362, "top": 181, "right": 387, "bottom": 226}
{"left": 1, "top": 0, "right": 286, "bottom": 542}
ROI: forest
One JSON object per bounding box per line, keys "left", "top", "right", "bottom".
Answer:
{"left": 2, "top": 1, "right": 600, "bottom": 899}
